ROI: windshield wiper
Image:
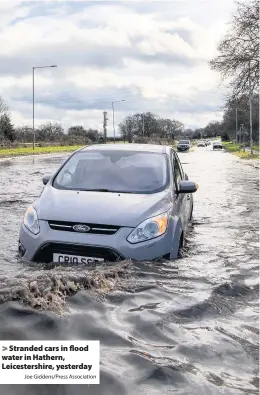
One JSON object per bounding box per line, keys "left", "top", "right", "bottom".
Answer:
{"left": 77, "top": 188, "right": 112, "bottom": 192}
{"left": 76, "top": 188, "right": 137, "bottom": 193}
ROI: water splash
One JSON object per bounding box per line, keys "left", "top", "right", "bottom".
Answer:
{"left": 0, "top": 261, "right": 133, "bottom": 314}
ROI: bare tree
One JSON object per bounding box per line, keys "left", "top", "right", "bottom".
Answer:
{"left": 210, "top": 0, "right": 259, "bottom": 99}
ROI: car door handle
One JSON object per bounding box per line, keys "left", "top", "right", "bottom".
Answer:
{"left": 187, "top": 194, "right": 191, "bottom": 200}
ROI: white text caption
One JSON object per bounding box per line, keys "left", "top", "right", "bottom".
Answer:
{"left": 0, "top": 341, "right": 100, "bottom": 384}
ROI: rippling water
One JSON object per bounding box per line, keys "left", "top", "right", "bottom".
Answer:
{"left": 0, "top": 148, "right": 259, "bottom": 395}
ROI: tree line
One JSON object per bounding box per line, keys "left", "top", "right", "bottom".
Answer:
{"left": 1, "top": 0, "right": 259, "bottom": 148}
{"left": 0, "top": 95, "right": 258, "bottom": 147}
{"left": 118, "top": 112, "right": 184, "bottom": 142}
{"left": 185, "top": 93, "right": 259, "bottom": 142}
{"left": 0, "top": 105, "right": 186, "bottom": 146}
{"left": 0, "top": 98, "right": 103, "bottom": 146}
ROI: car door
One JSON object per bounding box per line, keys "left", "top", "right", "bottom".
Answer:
{"left": 171, "top": 151, "right": 189, "bottom": 229}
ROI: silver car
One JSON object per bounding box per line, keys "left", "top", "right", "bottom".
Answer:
{"left": 18, "top": 144, "right": 198, "bottom": 264}
{"left": 213, "top": 141, "right": 223, "bottom": 150}
{"left": 197, "top": 141, "right": 206, "bottom": 147}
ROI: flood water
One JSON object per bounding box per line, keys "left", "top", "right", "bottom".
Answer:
{"left": 0, "top": 147, "right": 259, "bottom": 395}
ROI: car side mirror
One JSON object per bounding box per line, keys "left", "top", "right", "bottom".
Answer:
{"left": 42, "top": 174, "right": 52, "bottom": 185}
{"left": 178, "top": 180, "right": 198, "bottom": 194}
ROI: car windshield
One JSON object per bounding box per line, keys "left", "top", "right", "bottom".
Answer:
{"left": 179, "top": 140, "right": 189, "bottom": 144}
{"left": 53, "top": 150, "right": 169, "bottom": 194}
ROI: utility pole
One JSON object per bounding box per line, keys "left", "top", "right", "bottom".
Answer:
{"left": 32, "top": 67, "right": 35, "bottom": 150}
{"left": 103, "top": 111, "right": 108, "bottom": 143}
{"left": 241, "top": 124, "right": 245, "bottom": 152}
{"left": 112, "top": 102, "right": 115, "bottom": 143}
{"left": 248, "top": 60, "right": 253, "bottom": 155}
{"left": 112, "top": 100, "right": 125, "bottom": 143}
{"left": 238, "top": 124, "right": 249, "bottom": 152}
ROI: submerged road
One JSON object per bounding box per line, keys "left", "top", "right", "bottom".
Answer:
{"left": 0, "top": 146, "right": 258, "bottom": 395}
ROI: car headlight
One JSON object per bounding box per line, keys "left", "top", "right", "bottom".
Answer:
{"left": 23, "top": 206, "right": 40, "bottom": 235}
{"left": 127, "top": 212, "right": 168, "bottom": 244}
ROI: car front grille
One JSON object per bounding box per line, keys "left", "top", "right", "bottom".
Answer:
{"left": 48, "top": 220, "right": 120, "bottom": 235}
{"left": 33, "top": 243, "right": 124, "bottom": 263}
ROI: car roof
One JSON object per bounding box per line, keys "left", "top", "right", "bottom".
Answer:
{"left": 79, "top": 143, "right": 171, "bottom": 154}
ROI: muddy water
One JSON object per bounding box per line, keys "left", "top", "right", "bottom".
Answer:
{"left": 0, "top": 148, "right": 258, "bottom": 395}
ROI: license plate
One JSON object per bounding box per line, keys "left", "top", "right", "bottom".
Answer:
{"left": 53, "top": 253, "right": 104, "bottom": 265}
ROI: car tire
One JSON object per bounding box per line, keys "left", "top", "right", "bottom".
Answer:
{"left": 178, "top": 232, "right": 184, "bottom": 258}
{"left": 189, "top": 204, "right": 193, "bottom": 221}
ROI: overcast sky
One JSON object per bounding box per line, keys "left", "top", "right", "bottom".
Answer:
{"left": 1, "top": 0, "right": 235, "bottom": 135}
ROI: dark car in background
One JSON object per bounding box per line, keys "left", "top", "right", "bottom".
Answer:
{"left": 177, "top": 140, "right": 191, "bottom": 152}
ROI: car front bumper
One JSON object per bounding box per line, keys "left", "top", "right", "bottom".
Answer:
{"left": 177, "top": 146, "right": 190, "bottom": 151}
{"left": 19, "top": 220, "right": 177, "bottom": 263}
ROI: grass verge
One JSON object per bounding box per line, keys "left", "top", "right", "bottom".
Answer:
{"left": 222, "top": 142, "right": 259, "bottom": 159}
{"left": 0, "top": 145, "right": 84, "bottom": 158}
{"left": 0, "top": 141, "right": 130, "bottom": 158}
{"left": 234, "top": 151, "right": 259, "bottom": 159}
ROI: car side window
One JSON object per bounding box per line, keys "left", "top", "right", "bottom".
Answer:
{"left": 172, "top": 152, "right": 183, "bottom": 191}
{"left": 175, "top": 154, "right": 185, "bottom": 180}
